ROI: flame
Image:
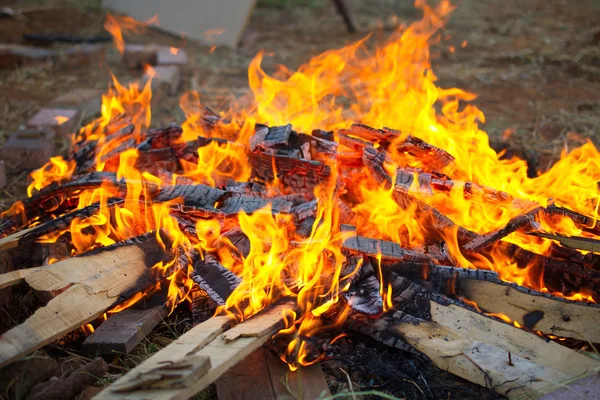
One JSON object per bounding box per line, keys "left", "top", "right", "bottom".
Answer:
{"left": 15, "top": 0, "right": 600, "bottom": 370}
{"left": 169, "top": 47, "right": 180, "bottom": 55}
{"left": 54, "top": 116, "right": 69, "bottom": 125}
{"left": 104, "top": 13, "right": 159, "bottom": 54}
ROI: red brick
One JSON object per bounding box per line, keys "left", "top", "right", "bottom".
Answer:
{"left": 50, "top": 89, "right": 103, "bottom": 119}
{"left": 59, "top": 44, "right": 107, "bottom": 69}
{"left": 0, "top": 160, "right": 6, "bottom": 189}
{"left": 0, "top": 129, "right": 55, "bottom": 170}
{"left": 0, "top": 44, "right": 53, "bottom": 69}
{"left": 122, "top": 44, "right": 159, "bottom": 69}
{"left": 142, "top": 66, "right": 181, "bottom": 96}
{"left": 156, "top": 48, "right": 189, "bottom": 66}
{"left": 27, "top": 108, "right": 80, "bottom": 137}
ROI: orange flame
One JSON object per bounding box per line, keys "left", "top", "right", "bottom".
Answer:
{"left": 104, "top": 13, "right": 159, "bottom": 54}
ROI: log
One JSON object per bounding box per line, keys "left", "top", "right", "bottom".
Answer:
{"left": 0, "top": 232, "right": 174, "bottom": 368}
{"left": 190, "top": 253, "right": 241, "bottom": 306}
{"left": 97, "top": 303, "right": 294, "bottom": 400}
{"left": 81, "top": 297, "right": 168, "bottom": 355}
{"left": 528, "top": 231, "right": 600, "bottom": 253}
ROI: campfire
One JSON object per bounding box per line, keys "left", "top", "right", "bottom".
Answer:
{"left": 1, "top": 1, "right": 600, "bottom": 398}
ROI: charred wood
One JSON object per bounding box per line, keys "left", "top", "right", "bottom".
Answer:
{"left": 190, "top": 252, "right": 241, "bottom": 306}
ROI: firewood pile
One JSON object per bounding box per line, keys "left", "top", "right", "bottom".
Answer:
{"left": 1, "top": 97, "right": 600, "bottom": 399}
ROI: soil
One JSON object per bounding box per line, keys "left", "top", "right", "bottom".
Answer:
{"left": 0, "top": 0, "right": 598, "bottom": 398}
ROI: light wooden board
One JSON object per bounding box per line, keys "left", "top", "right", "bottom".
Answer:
{"left": 460, "top": 279, "right": 600, "bottom": 342}
{"left": 396, "top": 317, "right": 570, "bottom": 398}
{"left": 0, "top": 267, "right": 42, "bottom": 290}
{"left": 98, "top": 303, "right": 294, "bottom": 400}
{"left": 0, "top": 236, "right": 168, "bottom": 368}
{"left": 430, "top": 302, "right": 600, "bottom": 377}
{"left": 102, "top": 0, "right": 257, "bottom": 48}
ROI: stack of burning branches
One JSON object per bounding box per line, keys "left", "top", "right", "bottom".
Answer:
{"left": 1, "top": 80, "right": 600, "bottom": 398}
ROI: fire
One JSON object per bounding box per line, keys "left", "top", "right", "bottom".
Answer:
{"left": 104, "top": 13, "right": 159, "bottom": 54}
{"left": 13, "top": 0, "right": 600, "bottom": 370}
{"left": 54, "top": 116, "right": 69, "bottom": 125}
{"left": 169, "top": 47, "right": 180, "bottom": 55}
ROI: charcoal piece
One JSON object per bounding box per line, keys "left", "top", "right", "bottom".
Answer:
{"left": 463, "top": 207, "right": 542, "bottom": 253}
{"left": 154, "top": 184, "right": 226, "bottom": 209}
{"left": 224, "top": 181, "right": 267, "bottom": 196}
{"left": 362, "top": 147, "right": 393, "bottom": 187}
{"left": 191, "top": 288, "right": 218, "bottom": 326}
{"left": 340, "top": 253, "right": 364, "bottom": 283}
{"left": 248, "top": 150, "right": 333, "bottom": 194}
{"left": 220, "top": 227, "right": 250, "bottom": 260}
{"left": 337, "top": 198, "right": 356, "bottom": 225}
{"left": 291, "top": 200, "right": 317, "bottom": 222}
{"left": 191, "top": 253, "right": 241, "bottom": 305}
{"left": 395, "top": 135, "right": 454, "bottom": 169}
{"left": 298, "top": 133, "right": 338, "bottom": 159}
{"left": 311, "top": 129, "right": 334, "bottom": 141}
{"left": 341, "top": 225, "right": 434, "bottom": 263}
{"left": 344, "top": 123, "right": 399, "bottom": 145}
{"left": 337, "top": 132, "right": 373, "bottom": 152}
{"left": 295, "top": 217, "right": 316, "bottom": 238}
{"left": 250, "top": 124, "right": 292, "bottom": 151}
{"left": 342, "top": 258, "right": 383, "bottom": 316}
{"left": 219, "top": 195, "right": 293, "bottom": 216}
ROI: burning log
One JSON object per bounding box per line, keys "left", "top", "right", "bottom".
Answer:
{"left": 190, "top": 252, "right": 241, "bottom": 306}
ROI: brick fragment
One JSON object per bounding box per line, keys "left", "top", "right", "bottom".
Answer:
{"left": 27, "top": 108, "right": 80, "bottom": 137}
{"left": 50, "top": 89, "right": 103, "bottom": 118}
{"left": 122, "top": 44, "right": 159, "bottom": 69}
{"left": 0, "top": 129, "right": 55, "bottom": 170}
{"left": 0, "top": 160, "right": 5, "bottom": 189}
{"left": 59, "top": 44, "right": 107, "bottom": 69}
{"left": 142, "top": 66, "right": 181, "bottom": 97}
{"left": 156, "top": 48, "right": 189, "bottom": 66}
{"left": 0, "top": 44, "right": 53, "bottom": 69}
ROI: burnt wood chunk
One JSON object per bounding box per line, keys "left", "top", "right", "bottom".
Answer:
{"left": 191, "top": 253, "right": 241, "bottom": 305}
{"left": 248, "top": 151, "right": 333, "bottom": 194}
{"left": 154, "top": 184, "right": 226, "bottom": 209}
{"left": 464, "top": 207, "right": 542, "bottom": 253}
{"left": 395, "top": 135, "right": 454, "bottom": 169}
{"left": 250, "top": 124, "right": 292, "bottom": 151}
{"left": 219, "top": 227, "right": 250, "bottom": 260}
{"left": 291, "top": 200, "right": 318, "bottom": 222}
{"left": 219, "top": 195, "right": 293, "bottom": 216}
{"left": 341, "top": 225, "right": 433, "bottom": 263}
{"left": 342, "top": 258, "right": 383, "bottom": 316}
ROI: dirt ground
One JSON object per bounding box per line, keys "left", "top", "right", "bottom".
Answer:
{"left": 0, "top": 0, "right": 598, "bottom": 398}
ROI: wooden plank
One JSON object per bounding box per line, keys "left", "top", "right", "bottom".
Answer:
{"left": 0, "top": 234, "right": 171, "bottom": 368}
{"left": 460, "top": 279, "right": 600, "bottom": 342}
{"left": 102, "top": 0, "right": 257, "bottom": 48}
{"left": 539, "top": 373, "right": 600, "bottom": 400}
{"left": 429, "top": 302, "right": 600, "bottom": 378}
{"left": 395, "top": 316, "right": 572, "bottom": 398}
{"left": 264, "top": 349, "right": 331, "bottom": 400}
{"left": 215, "top": 348, "right": 276, "bottom": 400}
{"left": 97, "top": 303, "right": 294, "bottom": 400}
{"left": 0, "top": 267, "right": 42, "bottom": 289}
{"left": 0, "top": 226, "right": 36, "bottom": 252}
{"left": 81, "top": 302, "right": 168, "bottom": 355}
